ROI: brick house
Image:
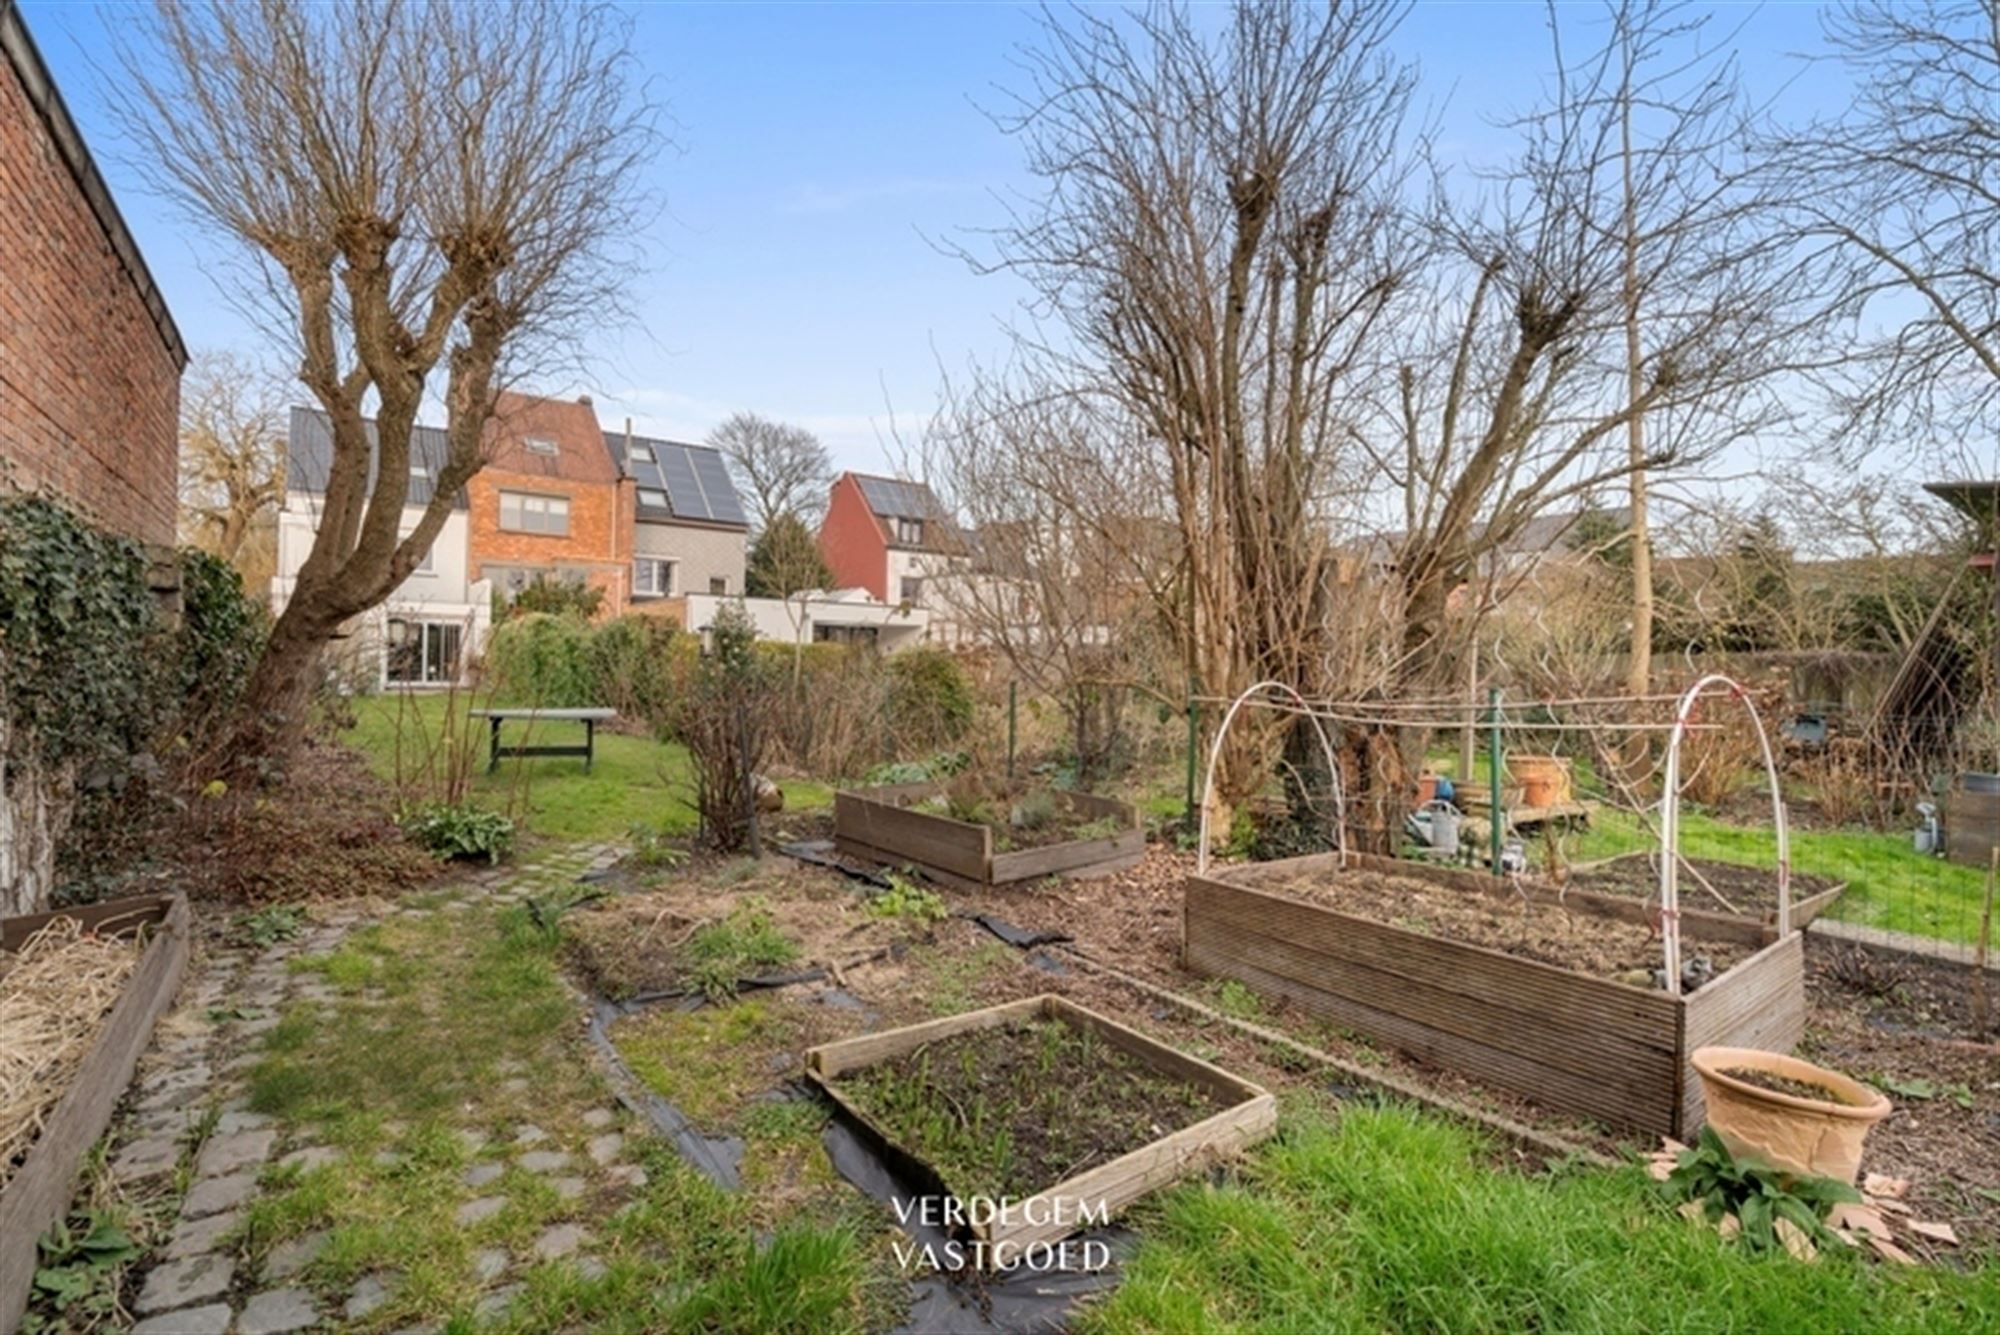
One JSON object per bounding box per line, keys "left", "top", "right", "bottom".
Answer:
{"left": 0, "top": 0, "right": 185, "bottom": 547}
{"left": 818, "top": 472, "right": 968, "bottom": 608}
{"left": 467, "top": 392, "right": 633, "bottom": 611}
{"left": 603, "top": 423, "right": 749, "bottom": 611}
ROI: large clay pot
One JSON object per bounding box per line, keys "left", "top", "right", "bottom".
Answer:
{"left": 1691, "top": 1047, "right": 1891, "bottom": 1184}
{"left": 1508, "top": 754, "right": 1573, "bottom": 807}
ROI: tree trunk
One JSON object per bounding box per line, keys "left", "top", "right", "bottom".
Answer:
{"left": 0, "top": 728, "right": 72, "bottom": 917}
{"left": 227, "top": 600, "right": 340, "bottom": 765}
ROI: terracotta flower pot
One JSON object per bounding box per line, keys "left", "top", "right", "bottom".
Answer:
{"left": 1508, "top": 754, "right": 1573, "bottom": 807}
{"left": 1692, "top": 1046, "right": 1891, "bottom": 1184}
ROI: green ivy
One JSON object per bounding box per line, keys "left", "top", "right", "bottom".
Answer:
{"left": 0, "top": 496, "right": 166, "bottom": 770}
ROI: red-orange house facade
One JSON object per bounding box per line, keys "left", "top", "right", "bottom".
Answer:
{"left": 466, "top": 392, "right": 633, "bottom": 612}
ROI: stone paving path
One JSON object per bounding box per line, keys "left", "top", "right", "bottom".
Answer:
{"left": 102, "top": 841, "right": 623, "bottom": 1334}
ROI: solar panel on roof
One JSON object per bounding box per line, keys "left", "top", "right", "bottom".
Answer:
{"left": 857, "top": 475, "right": 938, "bottom": 520}
{"left": 657, "top": 445, "right": 710, "bottom": 520}
{"left": 689, "top": 449, "right": 748, "bottom": 525}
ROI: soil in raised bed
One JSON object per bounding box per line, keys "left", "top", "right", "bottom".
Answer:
{"left": 1717, "top": 1066, "right": 1861, "bottom": 1105}
{"left": 907, "top": 786, "right": 1126, "bottom": 853}
{"left": 1563, "top": 855, "right": 1841, "bottom": 919}
{"left": 1251, "top": 865, "right": 1755, "bottom": 986}
{"left": 834, "top": 1016, "right": 1232, "bottom": 1201}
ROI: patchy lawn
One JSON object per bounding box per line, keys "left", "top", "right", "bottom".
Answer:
{"left": 339, "top": 692, "right": 833, "bottom": 845}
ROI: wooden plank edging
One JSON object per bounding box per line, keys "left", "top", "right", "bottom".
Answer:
{"left": 0, "top": 894, "right": 190, "bottom": 1335}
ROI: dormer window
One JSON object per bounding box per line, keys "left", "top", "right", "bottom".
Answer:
{"left": 895, "top": 517, "right": 924, "bottom": 545}
{"left": 525, "top": 437, "right": 559, "bottom": 457}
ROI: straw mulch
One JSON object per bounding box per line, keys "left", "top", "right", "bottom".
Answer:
{"left": 0, "top": 917, "right": 140, "bottom": 1188}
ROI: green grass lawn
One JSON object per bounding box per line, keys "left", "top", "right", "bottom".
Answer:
{"left": 1082, "top": 1103, "right": 1999, "bottom": 1333}
{"left": 1563, "top": 807, "right": 1992, "bottom": 946}
{"left": 340, "top": 693, "right": 833, "bottom": 846}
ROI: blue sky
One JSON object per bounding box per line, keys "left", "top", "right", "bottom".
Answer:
{"left": 21, "top": 1, "right": 1847, "bottom": 474}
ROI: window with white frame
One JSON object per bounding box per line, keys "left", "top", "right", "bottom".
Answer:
{"left": 385, "top": 618, "right": 463, "bottom": 685}
{"left": 410, "top": 540, "right": 436, "bottom": 575}
{"left": 499, "top": 491, "right": 569, "bottom": 535}
{"left": 638, "top": 487, "right": 670, "bottom": 509}
{"left": 895, "top": 516, "right": 924, "bottom": 545}
{"left": 899, "top": 576, "right": 924, "bottom": 607}
{"left": 633, "top": 557, "right": 676, "bottom": 597}
{"left": 525, "top": 436, "right": 559, "bottom": 457}
{"left": 709, "top": 576, "right": 727, "bottom": 595}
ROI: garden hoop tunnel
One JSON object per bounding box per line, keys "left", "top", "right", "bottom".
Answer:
{"left": 1657, "top": 673, "right": 1791, "bottom": 995}
{"left": 1197, "top": 681, "right": 1347, "bottom": 876}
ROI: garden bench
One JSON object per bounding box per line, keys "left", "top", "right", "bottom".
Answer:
{"left": 469, "top": 707, "right": 616, "bottom": 774}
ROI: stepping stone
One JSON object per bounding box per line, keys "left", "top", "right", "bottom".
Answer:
{"left": 181, "top": 1171, "right": 257, "bottom": 1219}
{"left": 512, "top": 1124, "right": 547, "bottom": 1146}
{"left": 196, "top": 1129, "right": 276, "bottom": 1178}
{"left": 141, "top": 1063, "right": 212, "bottom": 1097}
{"left": 456, "top": 1196, "right": 507, "bottom": 1226}
{"left": 551, "top": 1176, "right": 587, "bottom": 1201}
{"left": 237, "top": 1287, "right": 318, "bottom": 1334}
{"left": 132, "top": 1303, "right": 233, "bottom": 1334}
{"left": 263, "top": 1230, "right": 327, "bottom": 1281}
{"left": 473, "top": 1248, "right": 510, "bottom": 1282}
{"left": 581, "top": 1108, "right": 616, "bottom": 1130}
{"left": 463, "top": 1161, "right": 504, "bottom": 1188}
{"left": 474, "top": 1285, "right": 523, "bottom": 1319}
{"left": 457, "top": 1129, "right": 489, "bottom": 1154}
{"left": 136, "top": 1254, "right": 234, "bottom": 1313}
{"left": 217, "top": 1110, "right": 275, "bottom": 1134}
{"left": 518, "top": 1150, "right": 570, "bottom": 1174}
{"left": 165, "top": 1211, "right": 241, "bottom": 1260}
{"left": 532, "top": 1224, "right": 586, "bottom": 1261}
{"left": 137, "top": 1081, "right": 206, "bottom": 1114}
{"left": 112, "top": 1136, "right": 181, "bottom": 1184}
{"left": 606, "top": 1164, "right": 649, "bottom": 1190}
{"left": 587, "top": 1133, "right": 623, "bottom": 1166}
{"left": 345, "top": 1273, "right": 394, "bottom": 1320}
{"left": 501, "top": 1077, "right": 530, "bottom": 1094}
{"left": 279, "top": 1145, "right": 341, "bottom": 1172}
{"left": 576, "top": 1255, "right": 608, "bottom": 1281}
{"left": 132, "top": 1106, "right": 204, "bottom": 1138}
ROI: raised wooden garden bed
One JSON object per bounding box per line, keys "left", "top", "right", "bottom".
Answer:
{"left": 1, "top": 894, "right": 190, "bottom": 1334}
{"left": 833, "top": 782, "right": 1143, "bottom": 887}
{"left": 1184, "top": 853, "right": 1803, "bottom": 1138}
{"left": 805, "top": 994, "right": 1276, "bottom": 1260}
{"left": 1561, "top": 851, "right": 1846, "bottom": 940}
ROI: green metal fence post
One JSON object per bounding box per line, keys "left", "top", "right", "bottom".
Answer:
{"left": 1489, "top": 686, "right": 1504, "bottom": 876}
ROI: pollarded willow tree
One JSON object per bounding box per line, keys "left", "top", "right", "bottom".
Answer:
{"left": 108, "top": 0, "right": 662, "bottom": 759}
{"left": 962, "top": 0, "right": 1426, "bottom": 824}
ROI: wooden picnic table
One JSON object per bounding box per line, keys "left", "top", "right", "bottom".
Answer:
{"left": 468, "top": 707, "right": 616, "bottom": 774}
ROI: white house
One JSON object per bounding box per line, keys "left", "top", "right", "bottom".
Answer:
{"left": 272, "top": 407, "right": 492, "bottom": 688}
{"left": 679, "top": 588, "right": 932, "bottom": 652}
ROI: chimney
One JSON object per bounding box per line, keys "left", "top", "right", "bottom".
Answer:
{"left": 578, "top": 393, "right": 593, "bottom": 407}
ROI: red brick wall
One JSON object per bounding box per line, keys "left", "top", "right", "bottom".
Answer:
{"left": 467, "top": 469, "right": 629, "bottom": 615}
{"left": 819, "top": 473, "right": 889, "bottom": 600}
{"left": 0, "top": 46, "right": 181, "bottom": 548}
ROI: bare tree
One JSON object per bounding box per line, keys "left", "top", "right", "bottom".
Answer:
{"left": 708, "top": 412, "right": 834, "bottom": 532}
{"left": 178, "top": 351, "right": 287, "bottom": 573}
{"left": 107, "top": 0, "right": 661, "bottom": 757}
{"left": 964, "top": 1, "right": 1425, "bottom": 825}
{"left": 1766, "top": 0, "right": 2000, "bottom": 472}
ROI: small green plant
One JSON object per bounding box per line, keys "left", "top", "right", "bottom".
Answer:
{"left": 866, "top": 751, "right": 972, "bottom": 786}
{"left": 1662, "top": 1126, "right": 1861, "bottom": 1255}
{"left": 1866, "top": 1074, "right": 1974, "bottom": 1109}
{"left": 522, "top": 885, "right": 606, "bottom": 940}
{"left": 684, "top": 902, "right": 800, "bottom": 999}
{"left": 1008, "top": 789, "right": 1057, "bottom": 831}
{"left": 867, "top": 874, "right": 948, "bottom": 924}
{"left": 233, "top": 904, "right": 307, "bottom": 948}
{"left": 400, "top": 801, "right": 515, "bottom": 863}
{"left": 1212, "top": 978, "right": 1264, "bottom": 1020}
{"left": 28, "top": 1210, "right": 140, "bottom": 1328}
{"left": 627, "top": 822, "right": 690, "bottom": 870}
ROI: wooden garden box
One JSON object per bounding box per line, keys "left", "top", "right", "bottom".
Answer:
{"left": 1184, "top": 854, "right": 1804, "bottom": 1139}
{"left": 1, "top": 894, "right": 191, "bottom": 1334}
{"left": 833, "top": 782, "right": 1144, "bottom": 888}
{"left": 805, "top": 994, "right": 1276, "bottom": 1259}
{"left": 1561, "top": 850, "right": 1847, "bottom": 942}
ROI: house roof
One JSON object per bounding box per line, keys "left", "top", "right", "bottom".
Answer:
{"left": 286, "top": 407, "right": 465, "bottom": 510}
{"left": 844, "top": 472, "right": 963, "bottom": 552}
{"left": 481, "top": 392, "right": 620, "bottom": 483}
{"left": 605, "top": 428, "right": 749, "bottom": 528}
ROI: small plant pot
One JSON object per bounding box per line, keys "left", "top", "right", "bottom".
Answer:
{"left": 1507, "top": 754, "right": 1573, "bottom": 806}
{"left": 1691, "top": 1046, "right": 1891, "bottom": 1184}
